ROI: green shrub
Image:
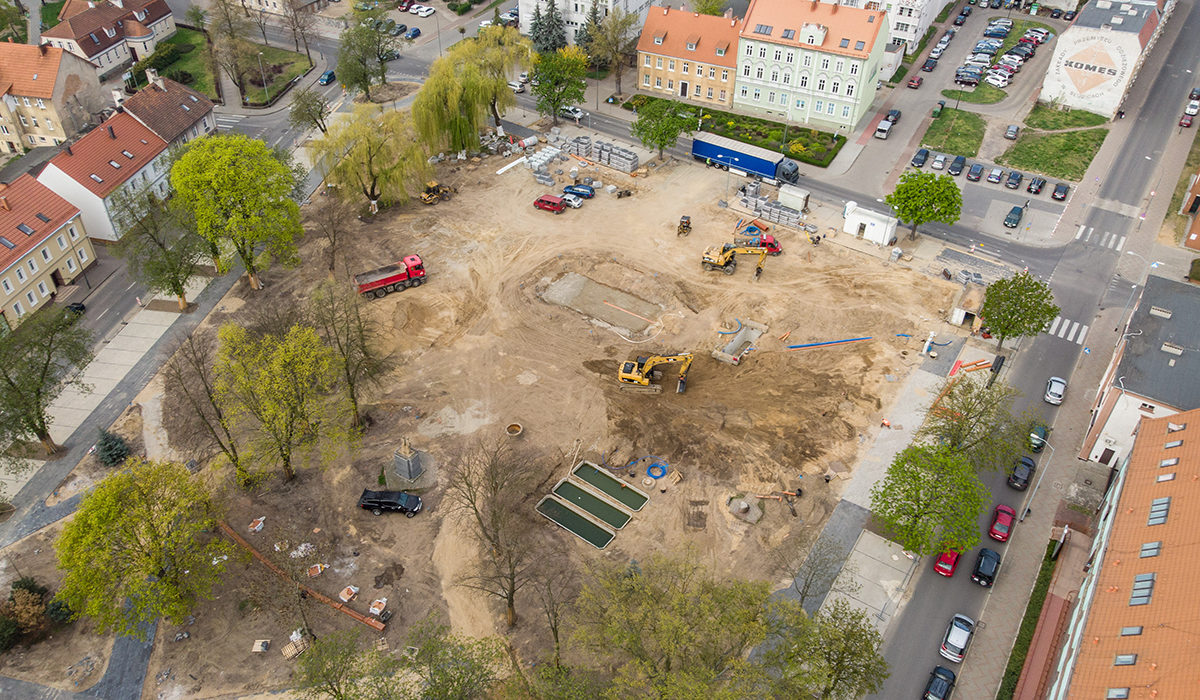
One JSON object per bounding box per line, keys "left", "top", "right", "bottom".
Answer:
{"left": 165, "top": 68, "right": 194, "bottom": 85}
{"left": 45, "top": 599, "right": 73, "bottom": 625}
{"left": 1189, "top": 258, "right": 1200, "bottom": 281}
{"left": 997, "top": 542, "right": 1058, "bottom": 699}
{"left": 10, "top": 577, "right": 47, "bottom": 602}
{"left": 132, "top": 43, "right": 182, "bottom": 83}
{"left": 0, "top": 615, "right": 18, "bottom": 652}
{"left": 96, "top": 429, "right": 131, "bottom": 468}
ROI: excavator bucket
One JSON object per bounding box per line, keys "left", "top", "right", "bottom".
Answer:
{"left": 676, "top": 376, "right": 687, "bottom": 393}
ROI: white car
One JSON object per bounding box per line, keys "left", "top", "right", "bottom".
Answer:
{"left": 561, "top": 193, "right": 583, "bottom": 208}
{"left": 407, "top": 3, "right": 425, "bottom": 13}
{"left": 416, "top": 5, "right": 435, "bottom": 16}
{"left": 507, "top": 80, "right": 524, "bottom": 93}
{"left": 931, "top": 154, "right": 947, "bottom": 170}
{"left": 479, "top": 19, "right": 493, "bottom": 28}
{"left": 940, "top": 614, "right": 975, "bottom": 663}
{"left": 1045, "top": 376, "right": 1067, "bottom": 405}
{"left": 1187, "top": 100, "right": 1200, "bottom": 116}
{"left": 985, "top": 74, "right": 1011, "bottom": 88}
{"left": 559, "top": 105, "right": 585, "bottom": 121}
{"left": 930, "top": 46, "right": 944, "bottom": 59}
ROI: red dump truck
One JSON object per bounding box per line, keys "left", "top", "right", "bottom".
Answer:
{"left": 355, "top": 255, "right": 426, "bottom": 298}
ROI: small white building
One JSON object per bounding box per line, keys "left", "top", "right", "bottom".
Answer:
{"left": 842, "top": 201, "right": 896, "bottom": 246}
{"left": 1040, "top": 0, "right": 1174, "bottom": 118}
{"left": 519, "top": 0, "right": 654, "bottom": 45}
{"left": 36, "top": 111, "right": 170, "bottom": 242}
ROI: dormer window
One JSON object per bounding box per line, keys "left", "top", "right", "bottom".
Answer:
{"left": 807, "top": 36, "right": 815, "bottom": 44}
{"left": 782, "top": 29, "right": 795, "bottom": 40}
{"left": 753, "top": 24, "right": 773, "bottom": 36}
{"left": 687, "top": 42, "right": 696, "bottom": 51}
{"left": 105, "top": 27, "right": 116, "bottom": 38}
{"left": 653, "top": 32, "right": 665, "bottom": 45}
{"left": 839, "top": 38, "right": 849, "bottom": 48}
{"left": 121, "top": 150, "right": 134, "bottom": 159}
{"left": 135, "top": 9, "right": 146, "bottom": 20}
{"left": 90, "top": 174, "right": 103, "bottom": 183}
{"left": 108, "top": 160, "right": 121, "bottom": 169}
{"left": 715, "top": 47, "right": 725, "bottom": 57}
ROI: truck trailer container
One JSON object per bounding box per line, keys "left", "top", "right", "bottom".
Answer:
{"left": 690, "top": 132, "right": 800, "bottom": 184}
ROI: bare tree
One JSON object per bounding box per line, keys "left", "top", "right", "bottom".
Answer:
{"left": 281, "top": 0, "right": 316, "bottom": 61}
{"left": 249, "top": 7, "right": 271, "bottom": 44}
{"left": 213, "top": 37, "right": 252, "bottom": 101}
{"left": 444, "top": 441, "right": 542, "bottom": 627}
{"left": 162, "top": 332, "right": 250, "bottom": 486}
{"left": 306, "top": 195, "right": 352, "bottom": 273}
{"left": 770, "top": 532, "right": 860, "bottom": 610}
{"left": 532, "top": 556, "right": 578, "bottom": 669}
{"left": 307, "top": 280, "right": 392, "bottom": 429}
{"left": 210, "top": 0, "right": 251, "bottom": 40}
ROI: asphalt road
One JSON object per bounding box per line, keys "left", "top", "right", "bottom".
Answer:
{"left": 869, "top": 0, "right": 1200, "bottom": 695}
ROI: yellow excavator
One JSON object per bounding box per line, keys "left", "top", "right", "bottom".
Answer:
{"left": 420, "top": 181, "right": 455, "bottom": 205}
{"left": 701, "top": 244, "right": 768, "bottom": 277}
{"left": 617, "top": 353, "right": 694, "bottom": 394}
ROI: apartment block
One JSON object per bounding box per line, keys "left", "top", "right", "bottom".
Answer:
{"left": 635, "top": 7, "right": 739, "bottom": 108}
{"left": 518, "top": 0, "right": 654, "bottom": 45}
{"left": 0, "top": 44, "right": 108, "bottom": 154}
{"left": 116, "top": 69, "right": 216, "bottom": 149}
{"left": 733, "top": 0, "right": 890, "bottom": 131}
{"left": 41, "top": 0, "right": 177, "bottom": 80}
{"left": 0, "top": 175, "right": 96, "bottom": 331}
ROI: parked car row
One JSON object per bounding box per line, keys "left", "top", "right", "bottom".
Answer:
{"left": 1181, "top": 91, "right": 1199, "bottom": 127}
{"left": 533, "top": 184, "right": 597, "bottom": 213}
{"left": 910, "top": 148, "right": 1071, "bottom": 203}
{"left": 956, "top": 20, "right": 1050, "bottom": 89}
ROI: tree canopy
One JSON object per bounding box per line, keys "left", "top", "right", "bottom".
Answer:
{"left": 868, "top": 444, "right": 990, "bottom": 556}
{"left": 413, "top": 49, "right": 492, "bottom": 152}
{"left": 288, "top": 87, "right": 332, "bottom": 134}
{"left": 532, "top": 46, "right": 588, "bottom": 125}
{"left": 312, "top": 103, "right": 429, "bottom": 210}
{"left": 532, "top": 0, "right": 567, "bottom": 54}
{"left": 170, "top": 134, "right": 302, "bottom": 289}
{"left": 336, "top": 20, "right": 396, "bottom": 100}
{"left": 980, "top": 271, "right": 1060, "bottom": 351}
{"left": 632, "top": 97, "right": 694, "bottom": 160}
{"left": 587, "top": 7, "right": 639, "bottom": 95}
{"left": 691, "top": 0, "right": 726, "bottom": 16}
{"left": 917, "top": 373, "right": 1029, "bottom": 473}
{"left": 474, "top": 26, "right": 533, "bottom": 126}
{"left": 54, "top": 459, "right": 229, "bottom": 637}
{"left": 112, "top": 185, "right": 204, "bottom": 311}
{"left": 884, "top": 170, "right": 962, "bottom": 239}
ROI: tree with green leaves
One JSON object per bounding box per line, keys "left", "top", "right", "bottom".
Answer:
{"left": 474, "top": 26, "right": 534, "bottom": 127}
{"left": 295, "top": 630, "right": 397, "bottom": 700}
{"left": 588, "top": 6, "right": 639, "bottom": 96}
{"left": 171, "top": 134, "right": 302, "bottom": 290}
{"left": 281, "top": 0, "right": 316, "bottom": 61}
{"left": 0, "top": 308, "right": 93, "bottom": 455}
{"left": 412, "top": 50, "right": 491, "bottom": 152}
{"left": 111, "top": 185, "right": 204, "bottom": 311}
{"left": 980, "top": 271, "right": 1060, "bottom": 351}
{"left": 692, "top": 0, "right": 726, "bottom": 16}
{"left": 534, "top": 0, "right": 567, "bottom": 54}
{"left": 761, "top": 598, "right": 889, "bottom": 699}
{"left": 94, "top": 428, "right": 131, "bottom": 467}
{"left": 632, "top": 98, "right": 694, "bottom": 160}
{"left": 0, "top": 0, "right": 25, "bottom": 39}
{"left": 398, "top": 616, "right": 506, "bottom": 700}
{"left": 528, "top": 1, "right": 544, "bottom": 48}
{"left": 917, "top": 373, "right": 1028, "bottom": 473}
{"left": 336, "top": 20, "right": 395, "bottom": 100}
{"left": 533, "top": 46, "right": 588, "bottom": 125}
{"left": 575, "top": 0, "right": 602, "bottom": 56}
{"left": 868, "top": 444, "right": 989, "bottom": 556}
{"left": 884, "top": 170, "right": 962, "bottom": 240}
{"left": 288, "top": 87, "right": 332, "bottom": 134}
{"left": 53, "top": 458, "right": 229, "bottom": 638}
{"left": 216, "top": 323, "right": 346, "bottom": 481}
{"left": 312, "top": 103, "right": 429, "bottom": 211}
{"left": 307, "top": 281, "right": 391, "bottom": 429}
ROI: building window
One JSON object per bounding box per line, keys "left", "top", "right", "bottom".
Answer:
{"left": 668, "top": 60, "right": 675, "bottom": 71}
{"left": 708, "top": 66, "right": 715, "bottom": 78}
{"left": 46, "top": 119, "right": 53, "bottom": 132}
{"left": 1148, "top": 497, "right": 1170, "bottom": 525}
{"left": 1168, "top": 422, "right": 1186, "bottom": 433}
{"left": 782, "top": 29, "right": 794, "bottom": 40}
{"left": 656, "top": 57, "right": 663, "bottom": 69}
{"left": 774, "top": 49, "right": 782, "bottom": 61}
{"left": 15, "top": 268, "right": 25, "bottom": 283}
{"left": 1, "top": 279, "right": 10, "bottom": 294}
{"left": 37, "top": 282, "right": 48, "bottom": 297}
{"left": 654, "top": 77, "right": 662, "bottom": 88}
{"left": 66, "top": 257, "right": 76, "bottom": 272}
{"left": 1140, "top": 542, "right": 1161, "bottom": 558}
{"left": 796, "top": 99, "right": 805, "bottom": 109}
{"left": 719, "top": 90, "right": 726, "bottom": 100}
{"left": 40, "top": 248, "right": 50, "bottom": 261}
{"left": 814, "top": 100, "right": 823, "bottom": 112}
{"left": 831, "top": 80, "right": 840, "bottom": 93}
{"left": 1120, "top": 626, "right": 1143, "bottom": 636}
{"left": 78, "top": 247, "right": 88, "bottom": 263}
{"left": 694, "top": 84, "right": 701, "bottom": 97}
{"left": 745, "top": 44, "right": 753, "bottom": 56}
{"left": 740, "top": 86, "right": 748, "bottom": 98}
{"left": 779, "top": 92, "right": 787, "bottom": 104}
{"left": 18, "top": 115, "right": 27, "bottom": 127}
{"left": 846, "top": 83, "right": 855, "bottom": 97}
{"left": 743, "top": 65, "right": 751, "bottom": 77}
{"left": 839, "top": 38, "right": 849, "bottom": 48}
{"left": 770, "top": 70, "right": 778, "bottom": 81}
{"left": 26, "top": 291, "right": 36, "bottom": 306}
{"left": 758, "top": 47, "right": 766, "bottom": 58}
{"left": 756, "top": 67, "right": 763, "bottom": 79}
{"left": 1159, "top": 458, "right": 1178, "bottom": 467}
{"left": 27, "top": 260, "right": 37, "bottom": 273}
{"left": 1157, "top": 473, "right": 1175, "bottom": 482}
{"left": 707, "top": 87, "right": 713, "bottom": 98}
{"left": 686, "top": 42, "right": 695, "bottom": 51}
{"left": 644, "top": 55, "right": 651, "bottom": 67}
{"left": 68, "top": 226, "right": 79, "bottom": 240}
{"left": 817, "top": 79, "right": 826, "bottom": 91}
{"left": 13, "top": 301, "right": 23, "bottom": 317}
{"left": 783, "top": 74, "right": 790, "bottom": 84}
{"left": 716, "top": 47, "right": 725, "bottom": 57}
{"left": 850, "top": 63, "right": 859, "bottom": 75}
{"left": 667, "top": 79, "right": 674, "bottom": 89}
{"left": 1129, "top": 573, "right": 1155, "bottom": 606}
{"left": 827, "top": 102, "right": 835, "bottom": 115}
{"left": 721, "top": 70, "right": 728, "bottom": 81}
{"left": 1140, "top": 403, "right": 1155, "bottom": 413}
{"left": 820, "top": 58, "right": 829, "bottom": 70}
{"left": 1164, "top": 439, "right": 1183, "bottom": 448}
{"left": 768, "top": 92, "right": 775, "bottom": 103}
{"left": 56, "top": 235, "right": 66, "bottom": 250}
{"left": 842, "top": 105, "right": 850, "bottom": 118}
{"left": 21, "top": 97, "right": 29, "bottom": 107}
{"left": 836, "top": 60, "right": 844, "bottom": 73}
{"left": 806, "top": 36, "right": 815, "bottom": 45}
{"left": 1105, "top": 690, "right": 1129, "bottom": 699}
{"left": 800, "top": 75, "right": 808, "bottom": 87}
{"left": 803, "top": 54, "right": 812, "bottom": 67}
{"left": 644, "top": 73, "right": 650, "bottom": 86}
{"left": 786, "top": 51, "right": 794, "bottom": 63}
{"left": 653, "top": 36, "right": 662, "bottom": 45}
{"left": 752, "top": 89, "right": 760, "bottom": 101}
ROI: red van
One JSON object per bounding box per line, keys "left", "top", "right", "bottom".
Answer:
{"left": 533, "top": 194, "right": 566, "bottom": 214}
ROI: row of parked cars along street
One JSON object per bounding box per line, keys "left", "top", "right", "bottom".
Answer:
{"left": 940, "top": 17, "right": 1053, "bottom": 90}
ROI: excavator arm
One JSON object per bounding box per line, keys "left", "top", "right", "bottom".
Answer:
{"left": 617, "top": 353, "right": 694, "bottom": 394}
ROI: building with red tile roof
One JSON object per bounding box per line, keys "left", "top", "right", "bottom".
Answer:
{"left": 41, "top": 0, "right": 176, "bottom": 80}
{"left": 36, "top": 111, "right": 170, "bottom": 242}
{"left": 118, "top": 69, "right": 215, "bottom": 148}
{"left": 0, "top": 43, "right": 108, "bottom": 155}
{"left": 733, "top": 0, "right": 890, "bottom": 130}
{"left": 0, "top": 175, "right": 96, "bottom": 330}
{"left": 636, "top": 7, "right": 741, "bottom": 109}
{"left": 1048, "top": 409, "right": 1200, "bottom": 699}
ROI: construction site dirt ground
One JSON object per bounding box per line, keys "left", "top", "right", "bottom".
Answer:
{"left": 17, "top": 153, "right": 960, "bottom": 698}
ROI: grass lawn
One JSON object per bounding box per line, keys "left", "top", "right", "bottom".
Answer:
{"left": 1166, "top": 128, "right": 1200, "bottom": 240}
{"left": 41, "top": 1, "right": 65, "bottom": 30}
{"left": 922, "top": 108, "right": 987, "bottom": 157}
{"left": 998, "top": 128, "right": 1108, "bottom": 181}
{"left": 998, "top": 20, "right": 1055, "bottom": 56}
{"left": 996, "top": 542, "right": 1057, "bottom": 700}
{"left": 941, "top": 83, "right": 1007, "bottom": 105}
{"left": 934, "top": 0, "right": 958, "bottom": 24}
{"left": 249, "top": 45, "right": 312, "bottom": 105}
{"left": 585, "top": 67, "right": 611, "bottom": 81}
{"left": 153, "top": 29, "right": 218, "bottom": 100}
{"left": 1024, "top": 103, "right": 1108, "bottom": 130}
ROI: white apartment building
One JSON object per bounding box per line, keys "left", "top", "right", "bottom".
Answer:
{"left": 518, "top": 0, "right": 654, "bottom": 44}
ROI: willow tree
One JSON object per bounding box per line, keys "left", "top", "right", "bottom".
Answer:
{"left": 412, "top": 52, "right": 491, "bottom": 152}
{"left": 474, "top": 26, "right": 534, "bottom": 127}
{"left": 311, "top": 103, "right": 429, "bottom": 211}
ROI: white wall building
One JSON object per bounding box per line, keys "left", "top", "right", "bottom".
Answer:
{"left": 841, "top": 0, "right": 940, "bottom": 55}
{"left": 518, "top": 0, "right": 655, "bottom": 44}
{"left": 842, "top": 201, "right": 897, "bottom": 246}
{"left": 1040, "top": 0, "right": 1175, "bottom": 118}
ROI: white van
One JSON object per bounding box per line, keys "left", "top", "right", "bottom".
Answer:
{"left": 874, "top": 120, "right": 892, "bottom": 139}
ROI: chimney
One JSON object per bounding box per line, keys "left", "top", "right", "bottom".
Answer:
{"left": 111, "top": 88, "right": 124, "bottom": 108}
{"left": 831, "top": 1, "right": 838, "bottom": 12}
{"left": 107, "top": 124, "right": 115, "bottom": 139}
{"left": 66, "top": 144, "right": 73, "bottom": 156}
{"left": 812, "top": 0, "right": 818, "bottom": 9}
{"left": 39, "top": 43, "right": 47, "bottom": 55}
{"left": 0, "top": 197, "right": 8, "bottom": 211}
{"left": 724, "top": 8, "right": 733, "bottom": 18}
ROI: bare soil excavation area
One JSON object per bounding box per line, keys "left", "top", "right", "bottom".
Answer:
{"left": 2, "top": 153, "right": 958, "bottom": 698}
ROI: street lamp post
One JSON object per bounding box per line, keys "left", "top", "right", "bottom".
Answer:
{"left": 1118, "top": 251, "right": 1161, "bottom": 334}
{"left": 1020, "top": 443, "right": 1053, "bottom": 522}
{"left": 721, "top": 155, "right": 740, "bottom": 200}
{"left": 257, "top": 52, "right": 268, "bottom": 105}
{"left": 435, "top": 11, "right": 442, "bottom": 57}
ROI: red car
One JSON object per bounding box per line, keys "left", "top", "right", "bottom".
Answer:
{"left": 934, "top": 551, "right": 961, "bottom": 577}
{"left": 1182, "top": 114, "right": 1194, "bottom": 128}
{"left": 989, "top": 505, "right": 1017, "bottom": 542}
{"left": 397, "top": 0, "right": 414, "bottom": 9}
{"left": 908, "top": 76, "right": 924, "bottom": 89}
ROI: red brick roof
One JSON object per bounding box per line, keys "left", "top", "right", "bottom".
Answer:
{"left": 0, "top": 43, "right": 68, "bottom": 100}
{"left": 0, "top": 175, "right": 79, "bottom": 274}
{"left": 45, "top": 111, "right": 167, "bottom": 198}
{"left": 43, "top": 0, "right": 172, "bottom": 60}
{"left": 636, "top": 7, "right": 742, "bottom": 69}
{"left": 121, "top": 76, "right": 213, "bottom": 144}
{"left": 742, "top": 0, "right": 887, "bottom": 59}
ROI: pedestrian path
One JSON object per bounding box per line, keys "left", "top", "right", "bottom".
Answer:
{"left": 1044, "top": 315, "right": 1089, "bottom": 345}
{"left": 1073, "top": 224, "right": 1125, "bottom": 251}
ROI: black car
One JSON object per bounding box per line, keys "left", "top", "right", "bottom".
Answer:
{"left": 65, "top": 301, "right": 86, "bottom": 316}
{"left": 955, "top": 75, "right": 980, "bottom": 86}
{"left": 1190, "top": 87, "right": 1200, "bottom": 101}
{"left": 966, "top": 163, "right": 984, "bottom": 181}
{"left": 948, "top": 155, "right": 966, "bottom": 176}
{"left": 1064, "top": 10, "right": 1076, "bottom": 20}
{"left": 1005, "top": 170, "right": 1023, "bottom": 189}
{"left": 953, "top": 14, "right": 966, "bottom": 25}
{"left": 972, "top": 548, "right": 1002, "bottom": 587}
{"left": 990, "top": 0, "right": 1002, "bottom": 7}
{"left": 925, "top": 666, "right": 957, "bottom": 699}
{"left": 912, "top": 148, "right": 930, "bottom": 167}
{"left": 1009, "top": 45, "right": 1034, "bottom": 57}
{"left": 1052, "top": 182, "right": 1070, "bottom": 201}
{"left": 358, "top": 489, "right": 423, "bottom": 517}
{"left": 1050, "top": 8, "right": 1063, "bottom": 18}
{"left": 1008, "top": 456, "right": 1036, "bottom": 490}
{"left": 923, "top": 58, "right": 939, "bottom": 72}
{"left": 1027, "top": 176, "right": 1046, "bottom": 194}
{"left": 886, "top": 108, "right": 902, "bottom": 123}
{"left": 961, "top": 5, "right": 972, "bottom": 15}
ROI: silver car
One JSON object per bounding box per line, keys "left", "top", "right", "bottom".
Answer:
{"left": 940, "top": 614, "right": 975, "bottom": 663}
{"left": 561, "top": 193, "right": 583, "bottom": 208}
{"left": 1045, "top": 376, "right": 1066, "bottom": 405}
{"left": 931, "top": 154, "right": 947, "bottom": 170}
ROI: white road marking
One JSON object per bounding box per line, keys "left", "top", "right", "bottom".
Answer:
{"left": 1048, "top": 316, "right": 1062, "bottom": 335}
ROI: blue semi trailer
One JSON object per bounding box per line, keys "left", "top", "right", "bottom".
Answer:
{"left": 690, "top": 131, "right": 800, "bottom": 184}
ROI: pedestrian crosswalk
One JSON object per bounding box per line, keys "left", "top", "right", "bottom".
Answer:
{"left": 1074, "top": 225, "right": 1125, "bottom": 251}
{"left": 1045, "top": 316, "right": 1089, "bottom": 345}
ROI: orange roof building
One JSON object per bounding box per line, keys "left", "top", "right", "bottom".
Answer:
{"left": 733, "top": 0, "right": 890, "bottom": 130}
{"left": 1048, "top": 409, "right": 1200, "bottom": 699}
{"left": 0, "top": 175, "right": 96, "bottom": 330}
{"left": 636, "top": 7, "right": 742, "bottom": 109}
{"left": 0, "top": 43, "right": 108, "bottom": 155}
{"left": 118, "top": 69, "right": 215, "bottom": 148}
{"left": 41, "top": 0, "right": 176, "bottom": 80}
{"left": 36, "top": 111, "right": 169, "bottom": 242}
